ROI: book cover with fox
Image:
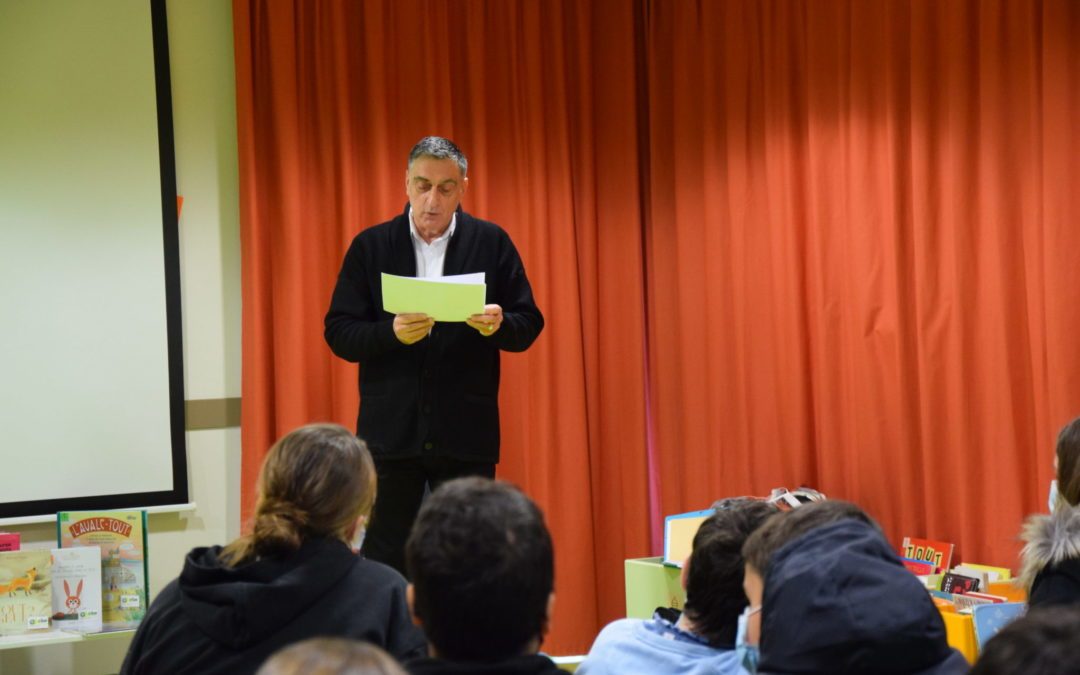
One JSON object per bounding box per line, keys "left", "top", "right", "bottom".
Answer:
{"left": 0, "top": 549, "right": 52, "bottom": 636}
{"left": 57, "top": 511, "right": 148, "bottom": 630}
{"left": 51, "top": 546, "right": 103, "bottom": 633}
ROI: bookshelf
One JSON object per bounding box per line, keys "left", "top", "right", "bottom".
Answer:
{"left": 0, "top": 629, "right": 133, "bottom": 652}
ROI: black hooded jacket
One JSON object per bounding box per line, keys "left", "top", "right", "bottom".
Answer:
{"left": 120, "top": 538, "right": 426, "bottom": 675}
{"left": 757, "top": 519, "right": 969, "bottom": 675}
{"left": 407, "top": 654, "right": 564, "bottom": 675}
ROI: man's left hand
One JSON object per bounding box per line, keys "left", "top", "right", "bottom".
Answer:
{"left": 467, "top": 304, "right": 503, "bottom": 336}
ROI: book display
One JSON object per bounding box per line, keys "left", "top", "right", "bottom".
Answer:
{"left": 57, "top": 511, "right": 148, "bottom": 631}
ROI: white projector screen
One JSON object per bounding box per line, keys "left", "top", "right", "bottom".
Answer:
{"left": 0, "top": 0, "right": 187, "bottom": 519}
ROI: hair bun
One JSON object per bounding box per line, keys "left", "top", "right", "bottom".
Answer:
{"left": 252, "top": 500, "right": 309, "bottom": 556}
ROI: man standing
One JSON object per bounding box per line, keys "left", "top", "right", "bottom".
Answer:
{"left": 325, "top": 136, "right": 544, "bottom": 574}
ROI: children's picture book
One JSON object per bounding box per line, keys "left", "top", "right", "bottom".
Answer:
{"left": 972, "top": 602, "right": 1025, "bottom": 652}
{"left": 663, "top": 510, "right": 715, "bottom": 568}
{"left": 941, "top": 571, "right": 981, "bottom": 595}
{"left": 0, "top": 533, "right": 19, "bottom": 552}
{"left": 50, "top": 546, "right": 103, "bottom": 633}
{"left": 964, "top": 592, "right": 1006, "bottom": 604}
{"left": 900, "top": 536, "right": 954, "bottom": 573}
{"left": 0, "top": 549, "right": 52, "bottom": 636}
{"left": 956, "top": 563, "right": 1011, "bottom": 582}
{"left": 953, "top": 593, "right": 995, "bottom": 612}
{"left": 951, "top": 565, "right": 992, "bottom": 592}
{"left": 57, "top": 511, "right": 148, "bottom": 631}
{"left": 901, "top": 557, "right": 937, "bottom": 575}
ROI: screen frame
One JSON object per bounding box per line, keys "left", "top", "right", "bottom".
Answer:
{"left": 0, "top": 0, "right": 188, "bottom": 519}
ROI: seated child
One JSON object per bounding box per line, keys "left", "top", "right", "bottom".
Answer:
{"left": 579, "top": 499, "right": 776, "bottom": 675}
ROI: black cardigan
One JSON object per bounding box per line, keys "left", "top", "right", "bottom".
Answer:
{"left": 325, "top": 207, "right": 544, "bottom": 463}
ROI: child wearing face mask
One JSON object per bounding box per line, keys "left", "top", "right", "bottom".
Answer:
{"left": 1021, "top": 416, "right": 1080, "bottom": 608}
{"left": 579, "top": 499, "right": 777, "bottom": 675}
{"left": 740, "top": 501, "right": 969, "bottom": 675}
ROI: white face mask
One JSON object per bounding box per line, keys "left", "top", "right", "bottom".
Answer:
{"left": 351, "top": 517, "right": 367, "bottom": 553}
{"left": 1049, "top": 479, "right": 1059, "bottom": 513}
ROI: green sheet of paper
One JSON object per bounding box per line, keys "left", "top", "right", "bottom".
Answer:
{"left": 381, "top": 273, "right": 485, "bottom": 322}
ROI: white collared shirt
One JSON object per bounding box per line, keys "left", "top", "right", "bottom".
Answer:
{"left": 409, "top": 208, "right": 457, "bottom": 278}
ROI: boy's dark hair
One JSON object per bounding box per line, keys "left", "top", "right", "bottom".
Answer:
{"left": 741, "top": 500, "right": 877, "bottom": 577}
{"left": 405, "top": 477, "right": 554, "bottom": 662}
{"left": 684, "top": 499, "right": 778, "bottom": 647}
{"left": 970, "top": 605, "right": 1080, "bottom": 675}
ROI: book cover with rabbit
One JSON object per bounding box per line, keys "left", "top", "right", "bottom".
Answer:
{"left": 51, "top": 546, "right": 103, "bottom": 633}
{"left": 0, "top": 549, "right": 52, "bottom": 636}
{"left": 57, "top": 510, "right": 147, "bottom": 630}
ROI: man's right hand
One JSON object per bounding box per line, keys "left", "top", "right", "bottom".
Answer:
{"left": 393, "top": 313, "right": 435, "bottom": 345}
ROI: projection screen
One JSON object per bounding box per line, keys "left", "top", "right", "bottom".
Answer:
{"left": 0, "top": 0, "right": 187, "bottom": 519}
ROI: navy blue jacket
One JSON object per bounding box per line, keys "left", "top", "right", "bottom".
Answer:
{"left": 758, "top": 519, "right": 969, "bottom": 675}
{"left": 325, "top": 207, "right": 543, "bottom": 463}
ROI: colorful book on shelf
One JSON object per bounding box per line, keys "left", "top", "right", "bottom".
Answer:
{"left": 941, "top": 571, "right": 981, "bottom": 595}
{"left": 901, "top": 557, "right": 937, "bottom": 575}
{"left": 958, "top": 563, "right": 1012, "bottom": 582}
{"left": 57, "top": 510, "right": 148, "bottom": 631}
{"left": 0, "top": 533, "right": 20, "bottom": 552}
{"left": 50, "top": 546, "right": 103, "bottom": 633}
{"left": 964, "top": 592, "right": 1007, "bottom": 604}
{"left": 900, "top": 536, "right": 954, "bottom": 572}
{"left": 953, "top": 594, "right": 996, "bottom": 612}
{"left": 972, "top": 602, "right": 1025, "bottom": 651}
{"left": 951, "top": 565, "right": 992, "bottom": 593}
{"left": 663, "top": 510, "right": 715, "bottom": 568}
{"left": 0, "top": 549, "right": 52, "bottom": 636}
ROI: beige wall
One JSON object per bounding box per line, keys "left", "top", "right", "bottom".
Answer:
{"left": 0, "top": 1, "right": 241, "bottom": 672}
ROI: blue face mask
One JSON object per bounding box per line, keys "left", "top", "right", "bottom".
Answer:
{"left": 735, "top": 605, "right": 761, "bottom": 673}
{"left": 1049, "top": 479, "right": 1059, "bottom": 513}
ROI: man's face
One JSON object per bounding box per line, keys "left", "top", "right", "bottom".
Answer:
{"left": 405, "top": 156, "right": 467, "bottom": 237}
{"left": 742, "top": 564, "right": 765, "bottom": 645}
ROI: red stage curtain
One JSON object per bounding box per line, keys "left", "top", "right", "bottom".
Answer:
{"left": 234, "top": 0, "right": 651, "bottom": 654}
{"left": 235, "top": 0, "right": 1080, "bottom": 655}
{"left": 644, "top": 0, "right": 1080, "bottom": 570}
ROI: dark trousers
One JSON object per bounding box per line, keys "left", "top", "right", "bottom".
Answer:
{"left": 363, "top": 455, "right": 496, "bottom": 576}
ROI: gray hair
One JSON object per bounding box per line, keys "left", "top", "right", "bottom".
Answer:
{"left": 408, "top": 136, "right": 468, "bottom": 177}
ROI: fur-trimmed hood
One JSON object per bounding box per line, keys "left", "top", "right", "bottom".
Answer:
{"left": 1019, "top": 505, "right": 1080, "bottom": 592}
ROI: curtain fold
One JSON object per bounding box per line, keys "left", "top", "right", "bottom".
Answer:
{"left": 235, "top": 0, "right": 1080, "bottom": 655}
{"left": 643, "top": 0, "right": 1080, "bottom": 569}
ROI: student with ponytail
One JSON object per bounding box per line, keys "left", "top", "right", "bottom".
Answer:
{"left": 120, "top": 424, "right": 426, "bottom": 675}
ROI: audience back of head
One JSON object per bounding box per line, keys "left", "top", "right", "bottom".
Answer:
{"left": 221, "top": 423, "right": 376, "bottom": 566}
{"left": 257, "top": 638, "right": 406, "bottom": 675}
{"left": 741, "top": 499, "right": 875, "bottom": 579}
{"left": 969, "top": 604, "right": 1080, "bottom": 675}
{"left": 685, "top": 498, "right": 779, "bottom": 646}
{"left": 1055, "top": 415, "right": 1080, "bottom": 507}
{"left": 741, "top": 500, "right": 968, "bottom": 675}
{"left": 405, "top": 477, "right": 554, "bottom": 663}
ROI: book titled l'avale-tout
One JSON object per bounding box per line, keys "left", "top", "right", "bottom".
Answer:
{"left": 57, "top": 511, "right": 148, "bottom": 631}
{"left": 0, "top": 549, "right": 52, "bottom": 636}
